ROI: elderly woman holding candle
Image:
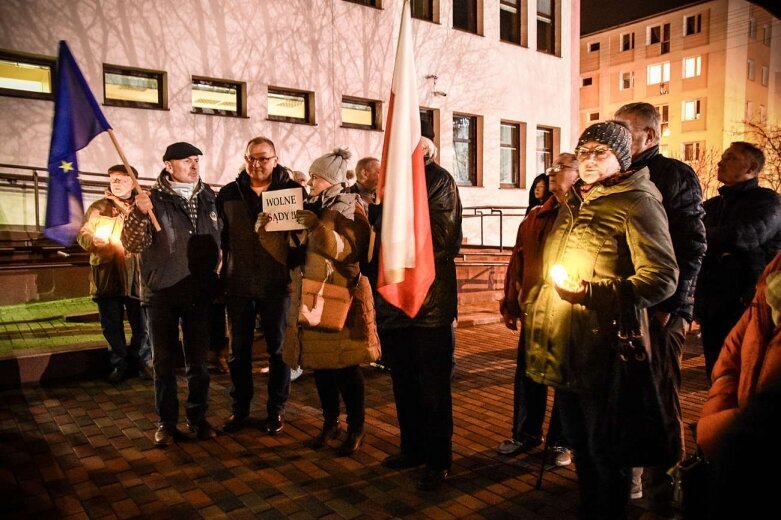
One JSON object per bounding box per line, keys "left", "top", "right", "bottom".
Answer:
{"left": 522, "top": 120, "right": 678, "bottom": 519}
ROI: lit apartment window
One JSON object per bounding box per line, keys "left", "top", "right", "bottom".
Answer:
{"left": 749, "top": 17, "right": 757, "bottom": 39}
{"left": 536, "top": 126, "right": 554, "bottom": 175}
{"left": 344, "top": 0, "right": 380, "bottom": 7}
{"left": 500, "top": 122, "right": 520, "bottom": 187}
{"left": 191, "top": 76, "right": 246, "bottom": 117}
{"left": 0, "top": 50, "right": 54, "bottom": 100}
{"left": 453, "top": 114, "right": 478, "bottom": 186}
{"left": 684, "top": 14, "right": 702, "bottom": 36}
{"left": 582, "top": 77, "right": 593, "bottom": 86}
{"left": 682, "top": 142, "right": 702, "bottom": 161}
{"left": 103, "top": 64, "right": 167, "bottom": 110}
{"left": 659, "top": 144, "right": 669, "bottom": 156}
{"left": 682, "top": 99, "right": 701, "bottom": 121}
{"left": 682, "top": 56, "right": 702, "bottom": 78}
{"left": 588, "top": 42, "right": 600, "bottom": 52}
{"left": 537, "top": 0, "right": 555, "bottom": 55}
{"left": 762, "top": 66, "right": 769, "bottom": 87}
{"left": 341, "top": 96, "right": 381, "bottom": 130}
{"left": 763, "top": 24, "right": 771, "bottom": 46}
{"left": 647, "top": 62, "right": 670, "bottom": 85}
{"left": 411, "top": 0, "right": 434, "bottom": 22}
{"left": 747, "top": 59, "right": 755, "bottom": 81}
{"left": 656, "top": 104, "right": 670, "bottom": 136}
{"left": 620, "top": 71, "right": 634, "bottom": 90}
{"left": 746, "top": 101, "right": 753, "bottom": 120}
{"left": 500, "top": 0, "right": 521, "bottom": 44}
{"left": 589, "top": 112, "right": 600, "bottom": 121}
{"left": 268, "top": 87, "right": 314, "bottom": 124}
{"left": 454, "top": 0, "right": 478, "bottom": 34}
{"left": 620, "top": 32, "right": 635, "bottom": 52}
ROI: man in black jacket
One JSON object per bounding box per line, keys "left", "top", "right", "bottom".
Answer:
{"left": 695, "top": 142, "right": 781, "bottom": 378}
{"left": 122, "top": 142, "right": 222, "bottom": 447}
{"left": 217, "top": 136, "right": 303, "bottom": 435}
{"left": 373, "top": 131, "right": 462, "bottom": 492}
{"left": 616, "top": 103, "right": 707, "bottom": 517}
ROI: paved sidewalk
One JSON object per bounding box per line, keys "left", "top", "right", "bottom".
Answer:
{"left": 0, "top": 322, "right": 710, "bottom": 519}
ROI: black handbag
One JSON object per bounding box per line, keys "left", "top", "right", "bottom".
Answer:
{"left": 600, "top": 280, "right": 674, "bottom": 467}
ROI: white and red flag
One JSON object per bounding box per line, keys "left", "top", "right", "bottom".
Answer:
{"left": 376, "top": 0, "right": 435, "bottom": 318}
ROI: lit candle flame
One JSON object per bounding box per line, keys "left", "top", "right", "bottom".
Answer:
{"left": 550, "top": 264, "right": 567, "bottom": 287}
{"left": 94, "top": 224, "right": 113, "bottom": 242}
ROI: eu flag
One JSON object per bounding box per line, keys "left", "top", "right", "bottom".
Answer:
{"left": 44, "top": 41, "right": 112, "bottom": 245}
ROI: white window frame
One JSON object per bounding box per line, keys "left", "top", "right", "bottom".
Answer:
{"left": 682, "top": 142, "right": 702, "bottom": 161}
{"left": 588, "top": 41, "right": 600, "bottom": 52}
{"left": 763, "top": 24, "right": 771, "bottom": 46}
{"left": 762, "top": 66, "right": 769, "bottom": 87}
{"left": 647, "top": 62, "right": 670, "bottom": 85}
{"left": 620, "top": 32, "right": 635, "bottom": 52}
{"left": 682, "top": 56, "right": 702, "bottom": 79}
{"left": 747, "top": 59, "right": 755, "bottom": 81}
{"left": 749, "top": 17, "right": 757, "bottom": 39}
{"left": 682, "top": 99, "right": 701, "bottom": 121}
{"left": 647, "top": 24, "right": 661, "bottom": 45}
{"left": 684, "top": 13, "right": 702, "bottom": 36}
{"left": 620, "top": 71, "right": 634, "bottom": 91}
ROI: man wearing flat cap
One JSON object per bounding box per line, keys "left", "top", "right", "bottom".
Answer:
{"left": 122, "top": 141, "right": 222, "bottom": 447}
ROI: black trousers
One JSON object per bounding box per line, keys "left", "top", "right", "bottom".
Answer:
{"left": 699, "top": 305, "right": 745, "bottom": 380}
{"left": 313, "top": 365, "right": 365, "bottom": 431}
{"left": 226, "top": 295, "right": 291, "bottom": 417}
{"left": 381, "top": 324, "right": 454, "bottom": 471}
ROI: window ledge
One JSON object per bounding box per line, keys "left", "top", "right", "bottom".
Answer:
{"left": 266, "top": 117, "right": 317, "bottom": 127}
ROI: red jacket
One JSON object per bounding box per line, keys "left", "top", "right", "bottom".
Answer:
{"left": 697, "top": 251, "right": 781, "bottom": 457}
{"left": 500, "top": 196, "right": 559, "bottom": 320}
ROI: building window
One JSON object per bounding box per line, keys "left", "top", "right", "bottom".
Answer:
{"left": 344, "top": 0, "right": 380, "bottom": 7}
{"left": 588, "top": 42, "right": 600, "bottom": 52}
{"left": 453, "top": 0, "right": 478, "bottom": 34}
{"left": 763, "top": 24, "right": 771, "bottom": 46}
{"left": 759, "top": 105, "right": 767, "bottom": 122}
{"left": 500, "top": 0, "right": 521, "bottom": 44}
{"left": 682, "top": 142, "right": 702, "bottom": 161}
{"left": 682, "top": 56, "right": 701, "bottom": 78}
{"left": 0, "top": 50, "right": 55, "bottom": 100}
{"left": 684, "top": 13, "right": 702, "bottom": 36}
{"left": 620, "top": 32, "right": 635, "bottom": 52}
{"left": 420, "top": 108, "right": 436, "bottom": 139}
{"left": 453, "top": 114, "right": 478, "bottom": 186}
{"left": 647, "top": 62, "right": 670, "bottom": 85}
{"left": 589, "top": 112, "right": 600, "bottom": 121}
{"left": 648, "top": 25, "right": 662, "bottom": 44}
{"left": 762, "top": 66, "right": 769, "bottom": 87}
{"left": 536, "top": 127, "right": 553, "bottom": 175}
{"left": 191, "top": 76, "right": 246, "bottom": 117}
{"left": 682, "top": 99, "right": 701, "bottom": 121}
{"left": 500, "top": 122, "right": 520, "bottom": 187}
{"left": 103, "top": 64, "right": 167, "bottom": 110}
{"left": 341, "top": 96, "right": 381, "bottom": 130}
{"left": 746, "top": 101, "right": 753, "bottom": 120}
{"left": 267, "top": 87, "right": 314, "bottom": 124}
{"left": 656, "top": 104, "right": 670, "bottom": 136}
{"left": 537, "top": 0, "right": 555, "bottom": 54}
{"left": 620, "top": 71, "right": 634, "bottom": 90}
{"left": 747, "top": 59, "right": 755, "bottom": 81}
{"left": 411, "top": 0, "right": 434, "bottom": 21}
{"left": 749, "top": 17, "right": 757, "bottom": 39}
{"left": 582, "top": 77, "right": 593, "bottom": 87}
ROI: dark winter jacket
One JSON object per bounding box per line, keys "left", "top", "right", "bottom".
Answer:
{"left": 373, "top": 161, "right": 463, "bottom": 329}
{"left": 523, "top": 168, "right": 678, "bottom": 394}
{"left": 121, "top": 171, "right": 221, "bottom": 303}
{"left": 216, "top": 167, "right": 303, "bottom": 298}
{"left": 695, "top": 178, "right": 781, "bottom": 316}
{"left": 77, "top": 195, "right": 139, "bottom": 300}
{"left": 632, "top": 145, "right": 706, "bottom": 320}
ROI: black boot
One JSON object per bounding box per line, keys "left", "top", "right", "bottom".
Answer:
{"left": 336, "top": 427, "right": 364, "bottom": 456}
{"left": 310, "top": 419, "right": 340, "bottom": 450}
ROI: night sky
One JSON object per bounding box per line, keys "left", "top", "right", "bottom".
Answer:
{"left": 580, "top": 0, "right": 780, "bottom": 35}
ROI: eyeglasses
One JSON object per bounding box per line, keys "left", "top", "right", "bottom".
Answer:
{"left": 576, "top": 146, "right": 613, "bottom": 161}
{"left": 546, "top": 164, "right": 574, "bottom": 175}
{"left": 245, "top": 155, "right": 277, "bottom": 165}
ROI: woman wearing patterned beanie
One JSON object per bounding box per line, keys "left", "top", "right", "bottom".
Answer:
{"left": 522, "top": 120, "right": 679, "bottom": 518}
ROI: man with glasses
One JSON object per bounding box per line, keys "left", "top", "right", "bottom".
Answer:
{"left": 497, "top": 154, "right": 579, "bottom": 467}
{"left": 217, "top": 137, "right": 303, "bottom": 435}
{"left": 615, "top": 102, "right": 706, "bottom": 515}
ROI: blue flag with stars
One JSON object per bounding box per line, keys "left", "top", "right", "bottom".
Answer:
{"left": 45, "top": 40, "right": 112, "bottom": 245}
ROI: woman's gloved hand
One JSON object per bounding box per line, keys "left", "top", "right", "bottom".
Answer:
{"left": 295, "top": 209, "right": 320, "bottom": 230}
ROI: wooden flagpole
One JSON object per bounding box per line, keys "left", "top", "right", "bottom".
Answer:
{"left": 107, "top": 129, "right": 161, "bottom": 231}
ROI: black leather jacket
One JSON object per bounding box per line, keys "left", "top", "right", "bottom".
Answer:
{"left": 373, "top": 161, "right": 463, "bottom": 329}
{"left": 632, "top": 145, "right": 706, "bottom": 320}
{"left": 695, "top": 177, "right": 781, "bottom": 315}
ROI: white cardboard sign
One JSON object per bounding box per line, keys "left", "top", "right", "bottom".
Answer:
{"left": 262, "top": 188, "right": 306, "bottom": 231}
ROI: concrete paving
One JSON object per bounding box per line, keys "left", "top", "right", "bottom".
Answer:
{"left": 0, "top": 319, "right": 710, "bottom": 519}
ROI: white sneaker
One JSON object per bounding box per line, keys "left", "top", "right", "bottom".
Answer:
{"left": 290, "top": 366, "right": 303, "bottom": 382}
{"left": 551, "top": 446, "right": 572, "bottom": 466}
{"left": 631, "top": 467, "right": 643, "bottom": 499}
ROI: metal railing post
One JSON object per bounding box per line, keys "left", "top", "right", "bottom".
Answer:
{"left": 33, "top": 169, "right": 41, "bottom": 231}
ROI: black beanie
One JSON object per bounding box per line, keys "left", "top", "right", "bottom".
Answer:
{"left": 577, "top": 120, "right": 633, "bottom": 172}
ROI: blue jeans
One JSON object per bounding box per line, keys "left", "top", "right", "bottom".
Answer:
{"left": 146, "top": 285, "right": 211, "bottom": 426}
{"left": 226, "top": 295, "right": 291, "bottom": 417}
{"left": 96, "top": 296, "right": 150, "bottom": 372}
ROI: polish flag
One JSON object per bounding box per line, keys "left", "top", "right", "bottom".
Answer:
{"left": 376, "top": 0, "right": 434, "bottom": 318}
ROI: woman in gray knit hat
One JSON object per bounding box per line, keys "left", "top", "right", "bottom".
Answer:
{"left": 279, "top": 148, "right": 380, "bottom": 456}
{"left": 522, "top": 120, "right": 680, "bottom": 518}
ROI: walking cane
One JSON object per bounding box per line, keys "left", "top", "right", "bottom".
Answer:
{"left": 535, "top": 432, "right": 552, "bottom": 490}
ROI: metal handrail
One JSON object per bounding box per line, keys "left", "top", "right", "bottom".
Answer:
{"left": 462, "top": 205, "right": 526, "bottom": 252}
